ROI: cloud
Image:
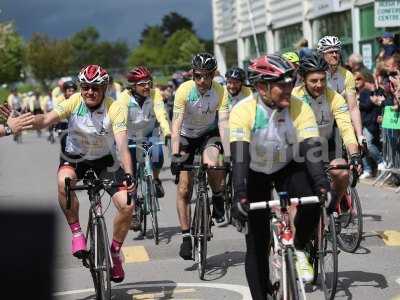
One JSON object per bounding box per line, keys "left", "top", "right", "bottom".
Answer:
{"left": 0, "top": 0, "right": 212, "bottom": 45}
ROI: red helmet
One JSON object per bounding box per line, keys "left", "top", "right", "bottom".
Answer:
{"left": 78, "top": 65, "right": 109, "bottom": 85}
{"left": 126, "top": 66, "right": 152, "bottom": 83}
{"left": 248, "top": 54, "right": 295, "bottom": 84}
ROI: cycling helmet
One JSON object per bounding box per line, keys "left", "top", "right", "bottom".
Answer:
{"left": 317, "top": 36, "right": 342, "bottom": 53}
{"left": 225, "top": 67, "right": 246, "bottom": 82}
{"left": 78, "top": 65, "right": 109, "bottom": 85}
{"left": 247, "top": 54, "right": 295, "bottom": 84}
{"left": 62, "top": 80, "right": 77, "bottom": 91}
{"left": 298, "top": 52, "right": 328, "bottom": 76}
{"left": 282, "top": 52, "right": 300, "bottom": 64}
{"left": 126, "top": 66, "right": 152, "bottom": 83}
{"left": 191, "top": 53, "right": 217, "bottom": 72}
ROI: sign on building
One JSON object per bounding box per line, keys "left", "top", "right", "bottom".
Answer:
{"left": 375, "top": 0, "right": 400, "bottom": 27}
{"left": 306, "top": 0, "right": 352, "bottom": 19}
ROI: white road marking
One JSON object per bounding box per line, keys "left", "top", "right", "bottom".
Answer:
{"left": 53, "top": 282, "right": 252, "bottom": 299}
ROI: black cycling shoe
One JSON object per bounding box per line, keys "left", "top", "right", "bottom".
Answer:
{"left": 212, "top": 195, "right": 226, "bottom": 224}
{"left": 130, "top": 215, "right": 141, "bottom": 231}
{"left": 179, "top": 236, "right": 193, "bottom": 260}
{"left": 154, "top": 178, "right": 165, "bottom": 198}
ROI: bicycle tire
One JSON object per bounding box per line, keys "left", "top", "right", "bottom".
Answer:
{"left": 319, "top": 213, "right": 338, "bottom": 300}
{"left": 87, "top": 216, "right": 101, "bottom": 300}
{"left": 96, "top": 217, "right": 112, "bottom": 300}
{"left": 337, "top": 187, "right": 363, "bottom": 253}
{"left": 224, "top": 172, "right": 233, "bottom": 224}
{"left": 138, "top": 170, "right": 147, "bottom": 237}
{"left": 285, "top": 247, "right": 300, "bottom": 300}
{"left": 147, "top": 177, "right": 159, "bottom": 245}
{"left": 196, "top": 192, "right": 209, "bottom": 280}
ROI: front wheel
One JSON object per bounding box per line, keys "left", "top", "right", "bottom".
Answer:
{"left": 194, "top": 192, "right": 209, "bottom": 280}
{"left": 148, "top": 178, "right": 159, "bottom": 245}
{"left": 337, "top": 187, "right": 363, "bottom": 253}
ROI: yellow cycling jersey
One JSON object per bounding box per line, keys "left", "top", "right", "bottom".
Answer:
{"left": 230, "top": 94, "right": 319, "bottom": 174}
{"left": 117, "top": 88, "right": 170, "bottom": 139}
{"left": 174, "top": 80, "right": 229, "bottom": 138}
{"left": 52, "top": 86, "right": 62, "bottom": 100}
{"left": 326, "top": 65, "right": 356, "bottom": 98}
{"left": 54, "top": 93, "right": 127, "bottom": 160}
{"left": 292, "top": 85, "right": 357, "bottom": 147}
{"left": 226, "top": 85, "right": 253, "bottom": 111}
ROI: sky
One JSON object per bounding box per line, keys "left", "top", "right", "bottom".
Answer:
{"left": 0, "top": 0, "right": 213, "bottom": 46}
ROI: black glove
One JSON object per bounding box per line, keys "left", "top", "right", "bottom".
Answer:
{"left": 231, "top": 197, "right": 249, "bottom": 222}
{"left": 170, "top": 154, "right": 182, "bottom": 176}
{"left": 349, "top": 153, "right": 363, "bottom": 176}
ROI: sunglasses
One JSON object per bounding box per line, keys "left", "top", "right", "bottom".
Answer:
{"left": 81, "top": 84, "right": 102, "bottom": 92}
{"left": 136, "top": 80, "right": 153, "bottom": 87}
{"left": 193, "top": 72, "right": 213, "bottom": 81}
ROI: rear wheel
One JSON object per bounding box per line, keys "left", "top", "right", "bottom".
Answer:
{"left": 337, "top": 187, "right": 363, "bottom": 253}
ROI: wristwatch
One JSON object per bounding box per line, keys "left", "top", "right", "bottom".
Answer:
{"left": 4, "top": 126, "right": 12, "bottom": 136}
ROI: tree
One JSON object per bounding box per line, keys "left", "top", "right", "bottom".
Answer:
{"left": 0, "top": 22, "right": 24, "bottom": 84}
{"left": 160, "top": 12, "right": 194, "bottom": 39}
{"left": 25, "top": 33, "right": 72, "bottom": 88}
{"left": 70, "top": 26, "right": 100, "bottom": 70}
{"left": 163, "top": 29, "right": 204, "bottom": 67}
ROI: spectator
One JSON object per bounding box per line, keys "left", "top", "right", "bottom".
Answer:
{"left": 294, "top": 37, "right": 313, "bottom": 59}
{"left": 347, "top": 53, "right": 367, "bottom": 73}
{"left": 377, "top": 32, "right": 400, "bottom": 59}
{"left": 355, "top": 69, "right": 385, "bottom": 178}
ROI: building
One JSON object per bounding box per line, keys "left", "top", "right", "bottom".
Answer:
{"left": 212, "top": 0, "right": 400, "bottom": 74}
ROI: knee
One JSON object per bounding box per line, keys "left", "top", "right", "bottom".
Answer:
{"left": 177, "top": 183, "right": 191, "bottom": 199}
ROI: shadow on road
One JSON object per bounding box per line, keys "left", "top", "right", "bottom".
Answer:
{"left": 185, "top": 251, "right": 245, "bottom": 281}
{"left": 363, "top": 214, "right": 383, "bottom": 222}
{"left": 77, "top": 280, "right": 178, "bottom": 300}
{"left": 130, "top": 226, "right": 181, "bottom": 244}
{"left": 336, "top": 270, "right": 388, "bottom": 299}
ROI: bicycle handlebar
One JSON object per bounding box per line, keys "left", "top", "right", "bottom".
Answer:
{"left": 249, "top": 196, "right": 320, "bottom": 210}
{"left": 64, "top": 177, "right": 131, "bottom": 209}
{"left": 174, "top": 164, "right": 230, "bottom": 185}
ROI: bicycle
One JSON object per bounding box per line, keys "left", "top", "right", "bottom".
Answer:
{"left": 326, "top": 164, "right": 363, "bottom": 253}
{"left": 223, "top": 162, "right": 234, "bottom": 224}
{"left": 175, "top": 162, "right": 228, "bottom": 280}
{"left": 249, "top": 192, "right": 320, "bottom": 300}
{"left": 129, "top": 141, "right": 164, "bottom": 245}
{"left": 65, "top": 169, "right": 132, "bottom": 300}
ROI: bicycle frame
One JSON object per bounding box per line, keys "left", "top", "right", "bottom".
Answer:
{"left": 250, "top": 194, "right": 320, "bottom": 300}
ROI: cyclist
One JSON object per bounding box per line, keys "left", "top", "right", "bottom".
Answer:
{"left": 225, "top": 67, "right": 252, "bottom": 110}
{"left": 230, "top": 54, "right": 330, "bottom": 298}
{"left": 7, "top": 87, "right": 22, "bottom": 114}
{"left": 28, "top": 65, "right": 134, "bottom": 283}
{"left": 170, "top": 52, "right": 230, "bottom": 260}
{"left": 117, "top": 66, "right": 171, "bottom": 229}
{"left": 282, "top": 51, "right": 302, "bottom": 86}
{"left": 54, "top": 80, "right": 78, "bottom": 151}
{"left": 317, "top": 36, "right": 364, "bottom": 143}
{"left": 292, "top": 52, "right": 363, "bottom": 212}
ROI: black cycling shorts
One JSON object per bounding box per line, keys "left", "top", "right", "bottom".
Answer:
{"left": 179, "top": 128, "right": 222, "bottom": 165}
{"left": 58, "top": 154, "right": 125, "bottom": 197}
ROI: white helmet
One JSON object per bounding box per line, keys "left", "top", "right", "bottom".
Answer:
{"left": 317, "top": 36, "right": 342, "bottom": 53}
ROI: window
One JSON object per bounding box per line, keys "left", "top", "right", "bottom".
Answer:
{"left": 276, "top": 23, "right": 303, "bottom": 53}
{"left": 220, "top": 40, "right": 238, "bottom": 69}
{"left": 245, "top": 32, "right": 267, "bottom": 59}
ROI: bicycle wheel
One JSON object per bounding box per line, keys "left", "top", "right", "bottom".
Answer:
{"left": 87, "top": 217, "right": 101, "bottom": 299}
{"left": 285, "top": 247, "right": 300, "bottom": 300}
{"left": 224, "top": 172, "right": 233, "bottom": 224}
{"left": 337, "top": 187, "right": 363, "bottom": 253}
{"left": 319, "top": 213, "right": 338, "bottom": 300}
{"left": 138, "top": 172, "right": 147, "bottom": 237}
{"left": 147, "top": 177, "right": 159, "bottom": 245}
{"left": 96, "top": 217, "right": 112, "bottom": 300}
{"left": 268, "top": 227, "right": 283, "bottom": 299}
{"left": 195, "top": 192, "right": 209, "bottom": 280}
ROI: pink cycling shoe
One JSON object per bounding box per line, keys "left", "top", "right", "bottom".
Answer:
{"left": 72, "top": 233, "right": 87, "bottom": 258}
{"left": 111, "top": 253, "right": 125, "bottom": 283}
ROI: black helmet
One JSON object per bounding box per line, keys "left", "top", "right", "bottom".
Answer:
{"left": 191, "top": 53, "right": 217, "bottom": 72}
{"left": 225, "top": 67, "right": 246, "bottom": 82}
{"left": 62, "top": 80, "right": 77, "bottom": 91}
{"left": 298, "top": 52, "right": 328, "bottom": 77}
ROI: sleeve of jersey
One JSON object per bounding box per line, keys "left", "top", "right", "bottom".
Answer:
{"left": 345, "top": 70, "right": 357, "bottom": 97}
{"left": 291, "top": 98, "right": 320, "bottom": 141}
{"left": 217, "top": 85, "right": 229, "bottom": 112}
{"left": 229, "top": 102, "right": 252, "bottom": 143}
{"left": 153, "top": 89, "right": 171, "bottom": 135}
{"left": 331, "top": 92, "right": 358, "bottom": 146}
{"left": 53, "top": 95, "right": 80, "bottom": 120}
{"left": 109, "top": 102, "right": 128, "bottom": 134}
{"left": 173, "top": 85, "right": 187, "bottom": 114}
